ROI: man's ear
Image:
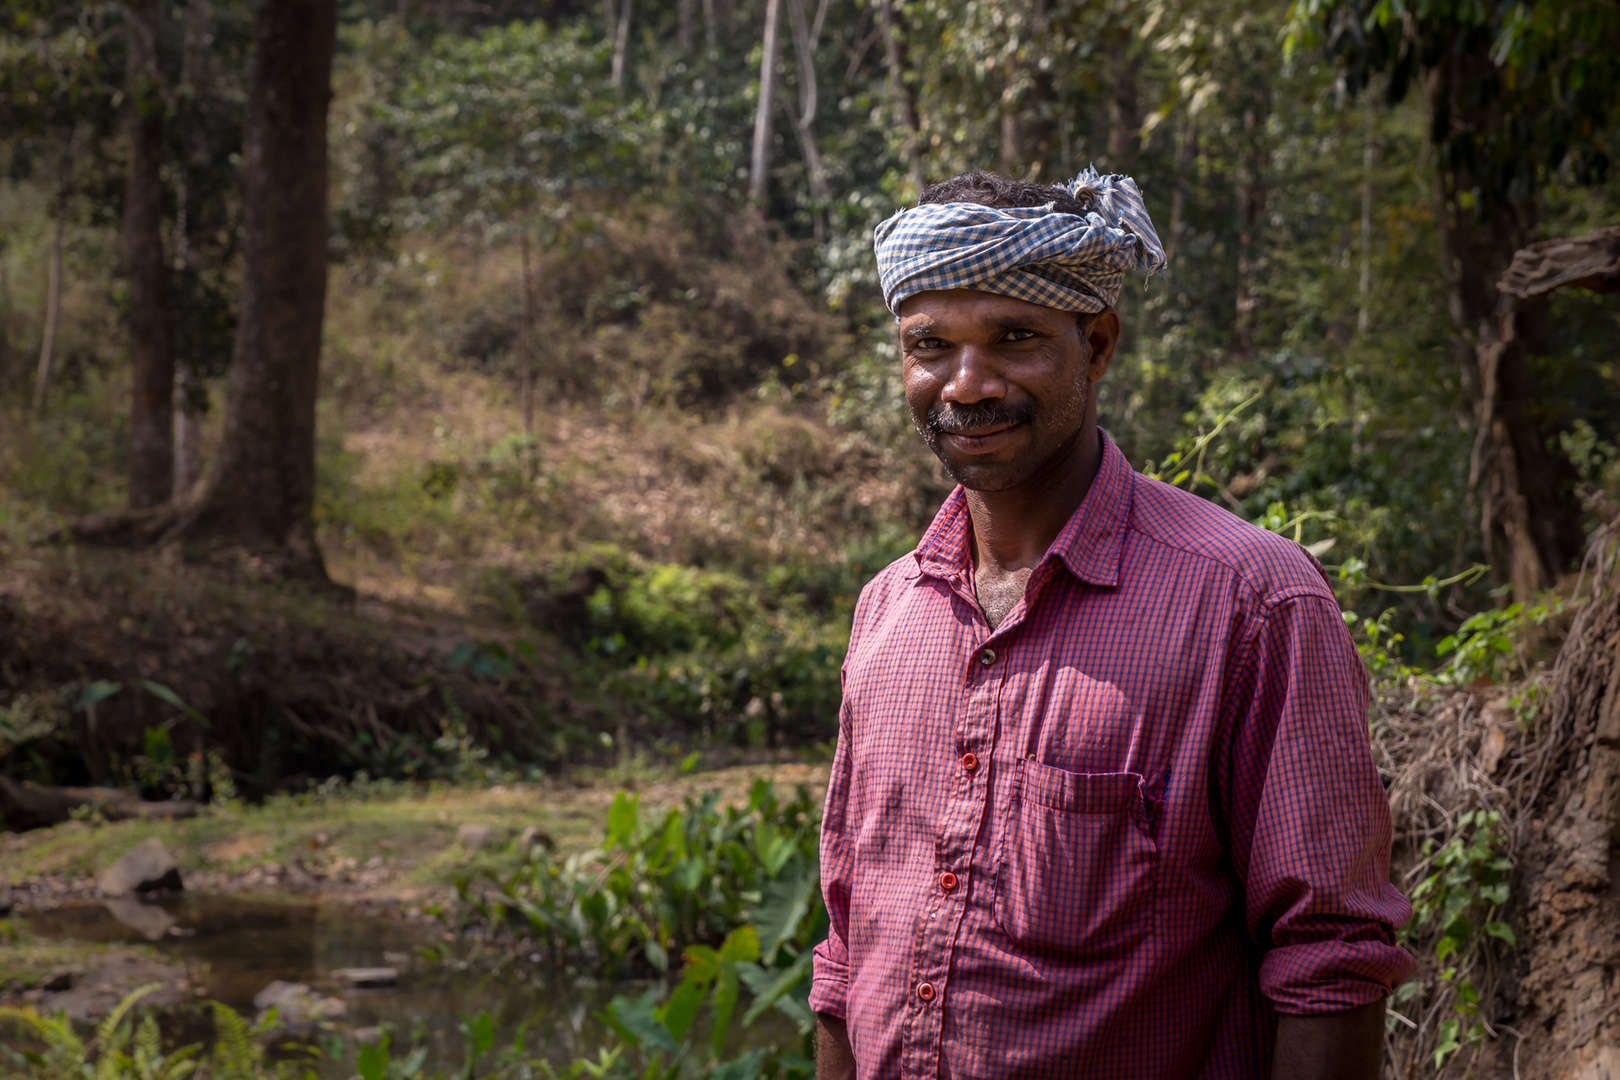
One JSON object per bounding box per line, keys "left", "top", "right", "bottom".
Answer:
{"left": 1085, "top": 309, "right": 1121, "bottom": 382}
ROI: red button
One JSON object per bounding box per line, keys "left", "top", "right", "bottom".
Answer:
{"left": 916, "top": 981, "right": 936, "bottom": 1001}
{"left": 961, "top": 753, "right": 979, "bottom": 774}
{"left": 939, "top": 872, "right": 958, "bottom": 893}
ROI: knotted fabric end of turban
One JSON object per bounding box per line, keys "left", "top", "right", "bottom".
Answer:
{"left": 873, "top": 167, "right": 1167, "bottom": 318}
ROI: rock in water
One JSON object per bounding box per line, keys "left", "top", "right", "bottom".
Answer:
{"left": 253, "top": 980, "right": 348, "bottom": 1034}
{"left": 456, "top": 823, "right": 495, "bottom": 849}
{"left": 97, "top": 838, "right": 183, "bottom": 896}
{"left": 329, "top": 967, "right": 398, "bottom": 988}
{"left": 103, "top": 898, "right": 178, "bottom": 941}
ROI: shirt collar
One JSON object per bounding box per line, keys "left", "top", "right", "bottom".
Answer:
{"left": 909, "top": 430, "right": 1133, "bottom": 588}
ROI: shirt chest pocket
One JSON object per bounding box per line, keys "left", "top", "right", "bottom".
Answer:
{"left": 992, "top": 759, "right": 1157, "bottom": 957}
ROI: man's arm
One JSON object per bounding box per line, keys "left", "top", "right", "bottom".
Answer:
{"left": 816, "top": 1013, "right": 855, "bottom": 1080}
{"left": 1273, "top": 1000, "right": 1385, "bottom": 1080}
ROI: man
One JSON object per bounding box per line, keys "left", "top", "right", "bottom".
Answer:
{"left": 810, "top": 170, "right": 1413, "bottom": 1080}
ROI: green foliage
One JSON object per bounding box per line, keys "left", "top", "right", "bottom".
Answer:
{"left": 1434, "top": 597, "right": 1568, "bottom": 686}
{"left": 473, "top": 780, "right": 824, "bottom": 978}
{"left": 1398, "top": 810, "right": 1516, "bottom": 1069}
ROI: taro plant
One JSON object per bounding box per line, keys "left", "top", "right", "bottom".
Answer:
{"left": 468, "top": 780, "right": 824, "bottom": 976}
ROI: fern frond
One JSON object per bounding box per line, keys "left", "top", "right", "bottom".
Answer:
{"left": 92, "top": 983, "right": 164, "bottom": 1057}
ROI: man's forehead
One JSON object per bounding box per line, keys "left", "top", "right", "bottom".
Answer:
{"left": 896, "top": 288, "right": 1072, "bottom": 326}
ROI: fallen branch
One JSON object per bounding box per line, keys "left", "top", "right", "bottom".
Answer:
{"left": 0, "top": 776, "right": 197, "bottom": 831}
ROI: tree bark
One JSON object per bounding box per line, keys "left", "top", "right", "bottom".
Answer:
{"left": 173, "top": 0, "right": 337, "bottom": 573}
{"left": 1233, "top": 101, "right": 1267, "bottom": 354}
{"left": 173, "top": 0, "right": 212, "bottom": 497}
{"left": 1425, "top": 55, "right": 1583, "bottom": 600}
{"left": 1106, "top": 52, "right": 1140, "bottom": 172}
{"left": 32, "top": 213, "right": 63, "bottom": 418}
{"left": 749, "top": 0, "right": 782, "bottom": 203}
{"left": 785, "top": 0, "right": 831, "bottom": 236}
{"left": 875, "top": 0, "right": 924, "bottom": 196}
{"left": 124, "top": 0, "right": 175, "bottom": 509}
{"left": 610, "top": 0, "right": 632, "bottom": 87}
{"left": 998, "top": 0, "right": 1056, "bottom": 179}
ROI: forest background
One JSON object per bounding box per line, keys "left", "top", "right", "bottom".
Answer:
{"left": 0, "top": 0, "right": 1619, "bottom": 1077}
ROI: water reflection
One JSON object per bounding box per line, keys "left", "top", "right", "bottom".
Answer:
{"left": 25, "top": 894, "right": 632, "bottom": 1074}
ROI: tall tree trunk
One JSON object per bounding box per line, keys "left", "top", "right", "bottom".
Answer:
{"left": 749, "top": 0, "right": 782, "bottom": 203}
{"left": 678, "top": 0, "right": 695, "bottom": 50}
{"left": 1357, "top": 102, "right": 1375, "bottom": 334}
{"left": 875, "top": 0, "right": 924, "bottom": 195}
{"left": 175, "top": 0, "right": 337, "bottom": 572}
{"left": 519, "top": 229, "right": 534, "bottom": 436}
{"left": 1426, "top": 54, "right": 1583, "bottom": 599}
{"left": 1106, "top": 52, "right": 1140, "bottom": 172}
{"left": 124, "top": 0, "right": 174, "bottom": 509}
{"left": 1165, "top": 118, "right": 1195, "bottom": 264}
{"left": 1233, "top": 100, "right": 1267, "bottom": 354}
{"left": 173, "top": 0, "right": 212, "bottom": 497}
{"left": 998, "top": 0, "right": 1056, "bottom": 179}
{"left": 611, "top": 0, "right": 632, "bottom": 87}
{"left": 785, "top": 0, "right": 831, "bottom": 236}
{"left": 32, "top": 214, "right": 63, "bottom": 418}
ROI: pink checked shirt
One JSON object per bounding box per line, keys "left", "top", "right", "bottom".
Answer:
{"left": 810, "top": 434, "right": 1413, "bottom": 1079}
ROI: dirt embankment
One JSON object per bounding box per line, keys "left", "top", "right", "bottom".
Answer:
{"left": 0, "top": 545, "right": 586, "bottom": 801}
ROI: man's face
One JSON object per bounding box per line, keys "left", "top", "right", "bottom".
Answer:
{"left": 898, "top": 289, "right": 1117, "bottom": 492}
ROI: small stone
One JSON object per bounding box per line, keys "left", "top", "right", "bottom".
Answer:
{"left": 97, "top": 838, "right": 183, "bottom": 896}
{"left": 456, "top": 824, "right": 495, "bottom": 850}
{"left": 253, "top": 980, "right": 347, "bottom": 1034}
{"left": 329, "top": 967, "right": 398, "bottom": 988}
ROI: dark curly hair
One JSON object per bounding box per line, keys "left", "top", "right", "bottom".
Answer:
{"left": 917, "top": 171, "right": 1100, "bottom": 216}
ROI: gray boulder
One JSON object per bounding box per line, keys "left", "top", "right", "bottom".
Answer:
{"left": 97, "top": 838, "right": 183, "bottom": 896}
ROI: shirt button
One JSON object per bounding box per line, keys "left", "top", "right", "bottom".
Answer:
{"left": 916, "top": 981, "right": 936, "bottom": 1002}
{"left": 939, "top": 872, "right": 958, "bottom": 893}
{"left": 961, "top": 753, "right": 979, "bottom": 774}
{"left": 979, "top": 648, "right": 996, "bottom": 666}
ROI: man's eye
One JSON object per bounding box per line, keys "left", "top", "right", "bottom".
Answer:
{"left": 912, "top": 337, "right": 949, "bottom": 350}
{"left": 1004, "top": 329, "right": 1037, "bottom": 342}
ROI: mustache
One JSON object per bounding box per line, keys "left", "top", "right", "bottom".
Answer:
{"left": 924, "top": 399, "right": 1035, "bottom": 436}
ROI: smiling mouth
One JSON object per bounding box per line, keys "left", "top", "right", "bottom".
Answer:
{"left": 940, "top": 421, "right": 1024, "bottom": 450}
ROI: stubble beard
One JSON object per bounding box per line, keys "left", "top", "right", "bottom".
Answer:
{"left": 914, "top": 373, "right": 1090, "bottom": 492}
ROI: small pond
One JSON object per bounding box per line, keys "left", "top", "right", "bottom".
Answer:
{"left": 23, "top": 894, "right": 641, "bottom": 1074}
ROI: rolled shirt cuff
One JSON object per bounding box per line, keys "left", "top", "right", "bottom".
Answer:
{"left": 1260, "top": 939, "right": 1417, "bottom": 1015}
{"left": 809, "top": 942, "right": 849, "bottom": 1018}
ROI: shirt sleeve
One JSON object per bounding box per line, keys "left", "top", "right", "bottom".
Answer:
{"left": 1214, "top": 591, "right": 1415, "bottom": 1015}
{"left": 810, "top": 698, "right": 853, "bottom": 1018}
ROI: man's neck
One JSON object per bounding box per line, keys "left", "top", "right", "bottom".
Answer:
{"left": 965, "top": 423, "right": 1103, "bottom": 580}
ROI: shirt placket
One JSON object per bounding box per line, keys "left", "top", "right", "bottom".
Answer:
{"left": 901, "top": 573, "right": 1026, "bottom": 1079}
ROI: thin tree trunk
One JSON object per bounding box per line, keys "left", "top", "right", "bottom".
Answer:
{"left": 678, "top": 0, "right": 695, "bottom": 50}
{"left": 611, "top": 0, "right": 632, "bottom": 87}
{"left": 32, "top": 214, "right": 63, "bottom": 418}
{"left": 875, "top": 0, "right": 924, "bottom": 195}
{"left": 124, "top": 0, "right": 174, "bottom": 509}
{"left": 519, "top": 229, "right": 534, "bottom": 436}
{"left": 749, "top": 0, "right": 782, "bottom": 203}
{"left": 785, "top": 0, "right": 831, "bottom": 236}
{"left": 174, "top": 0, "right": 337, "bottom": 573}
{"left": 173, "top": 0, "right": 212, "bottom": 497}
{"left": 1357, "top": 104, "right": 1375, "bottom": 334}
{"left": 1233, "top": 95, "right": 1268, "bottom": 354}
{"left": 1106, "top": 52, "right": 1140, "bottom": 172}
{"left": 0, "top": 239, "right": 12, "bottom": 394}
{"left": 702, "top": 0, "right": 716, "bottom": 52}
{"left": 1166, "top": 118, "right": 1194, "bottom": 264}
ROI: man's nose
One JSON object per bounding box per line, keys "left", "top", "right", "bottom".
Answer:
{"left": 940, "top": 344, "right": 1006, "bottom": 405}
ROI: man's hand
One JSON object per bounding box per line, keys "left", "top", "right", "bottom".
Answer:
{"left": 1272, "top": 1000, "right": 1386, "bottom": 1080}
{"left": 816, "top": 1013, "right": 855, "bottom": 1080}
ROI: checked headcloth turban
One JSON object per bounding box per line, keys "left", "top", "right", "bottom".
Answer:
{"left": 873, "top": 168, "right": 1167, "bottom": 317}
